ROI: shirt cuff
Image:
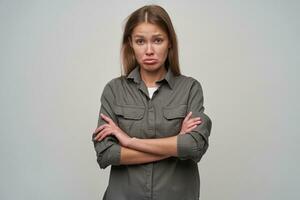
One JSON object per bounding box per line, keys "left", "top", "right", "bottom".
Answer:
{"left": 109, "top": 144, "right": 121, "bottom": 166}
{"left": 177, "top": 134, "right": 199, "bottom": 159}
{"left": 98, "top": 143, "right": 121, "bottom": 169}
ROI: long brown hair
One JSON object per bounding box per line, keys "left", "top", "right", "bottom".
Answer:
{"left": 120, "top": 5, "right": 181, "bottom": 76}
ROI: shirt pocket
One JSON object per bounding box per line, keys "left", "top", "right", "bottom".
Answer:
{"left": 162, "top": 104, "right": 188, "bottom": 135}
{"left": 112, "top": 104, "right": 145, "bottom": 137}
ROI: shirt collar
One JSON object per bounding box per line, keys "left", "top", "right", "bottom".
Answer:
{"left": 126, "top": 65, "right": 175, "bottom": 90}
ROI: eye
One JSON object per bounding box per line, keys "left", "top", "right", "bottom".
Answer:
{"left": 135, "top": 39, "right": 144, "bottom": 45}
{"left": 154, "top": 38, "right": 163, "bottom": 44}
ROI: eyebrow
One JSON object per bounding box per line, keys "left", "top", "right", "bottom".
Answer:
{"left": 133, "top": 34, "right": 164, "bottom": 38}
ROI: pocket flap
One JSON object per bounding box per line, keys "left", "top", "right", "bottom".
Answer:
{"left": 163, "top": 104, "right": 187, "bottom": 119}
{"left": 113, "top": 104, "right": 145, "bottom": 120}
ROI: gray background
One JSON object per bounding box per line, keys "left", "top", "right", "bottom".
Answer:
{"left": 1, "top": 0, "right": 299, "bottom": 199}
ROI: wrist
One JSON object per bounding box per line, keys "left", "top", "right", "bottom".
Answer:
{"left": 126, "top": 137, "right": 137, "bottom": 148}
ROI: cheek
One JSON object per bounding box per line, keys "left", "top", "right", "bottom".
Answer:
{"left": 132, "top": 47, "right": 144, "bottom": 60}
{"left": 157, "top": 46, "right": 169, "bottom": 59}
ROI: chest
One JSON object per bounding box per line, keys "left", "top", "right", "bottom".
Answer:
{"left": 111, "top": 81, "right": 191, "bottom": 139}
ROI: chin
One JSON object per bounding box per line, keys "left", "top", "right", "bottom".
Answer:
{"left": 141, "top": 63, "right": 163, "bottom": 72}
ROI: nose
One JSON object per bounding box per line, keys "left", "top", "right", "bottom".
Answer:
{"left": 145, "top": 43, "right": 154, "bottom": 56}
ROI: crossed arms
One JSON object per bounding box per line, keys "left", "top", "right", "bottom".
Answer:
{"left": 92, "top": 81, "right": 212, "bottom": 169}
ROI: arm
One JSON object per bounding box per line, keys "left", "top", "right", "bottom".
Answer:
{"left": 124, "top": 113, "right": 200, "bottom": 157}
{"left": 120, "top": 146, "right": 169, "bottom": 165}
{"left": 95, "top": 111, "right": 202, "bottom": 159}
{"left": 93, "top": 80, "right": 209, "bottom": 167}
{"left": 176, "top": 80, "right": 212, "bottom": 163}
{"left": 92, "top": 82, "right": 169, "bottom": 169}
{"left": 126, "top": 80, "right": 212, "bottom": 163}
{"left": 92, "top": 83, "right": 120, "bottom": 169}
{"left": 127, "top": 136, "right": 178, "bottom": 157}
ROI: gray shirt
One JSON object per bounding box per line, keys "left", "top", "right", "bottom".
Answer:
{"left": 92, "top": 66, "right": 212, "bottom": 200}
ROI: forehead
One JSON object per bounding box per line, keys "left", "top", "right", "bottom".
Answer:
{"left": 132, "top": 22, "right": 167, "bottom": 37}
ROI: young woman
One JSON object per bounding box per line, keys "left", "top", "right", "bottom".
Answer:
{"left": 92, "top": 5, "right": 212, "bottom": 200}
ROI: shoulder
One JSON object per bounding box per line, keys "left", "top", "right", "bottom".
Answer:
{"left": 176, "top": 74, "right": 203, "bottom": 90}
{"left": 103, "top": 75, "right": 125, "bottom": 88}
{"left": 101, "top": 75, "right": 127, "bottom": 95}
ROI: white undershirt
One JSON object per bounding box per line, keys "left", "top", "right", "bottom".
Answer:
{"left": 147, "top": 86, "right": 159, "bottom": 99}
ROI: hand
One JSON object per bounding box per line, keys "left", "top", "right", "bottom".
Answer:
{"left": 93, "top": 113, "right": 132, "bottom": 147}
{"left": 179, "top": 111, "right": 202, "bottom": 135}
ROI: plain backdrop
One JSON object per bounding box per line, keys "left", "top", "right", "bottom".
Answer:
{"left": 1, "top": 0, "right": 299, "bottom": 199}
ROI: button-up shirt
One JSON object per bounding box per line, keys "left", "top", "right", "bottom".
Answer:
{"left": 92, "top": 66, "right": 212, "bottom": 200}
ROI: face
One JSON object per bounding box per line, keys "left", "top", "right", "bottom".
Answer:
{"left": 130, "top": 22, "right": 170, "bottom": 72}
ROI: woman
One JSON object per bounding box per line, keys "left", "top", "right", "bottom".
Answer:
{"left": 92, "top": 4, "right": 212, "bottom": 200}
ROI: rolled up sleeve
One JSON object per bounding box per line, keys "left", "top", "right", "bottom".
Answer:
{"left": 92, "top": 82, "right": 121, "bottom": 169}
{"left": 177, "top": 80, "right": 212, "bottom": 163}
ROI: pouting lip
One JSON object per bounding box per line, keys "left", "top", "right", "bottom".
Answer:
{"left": 143, "top": 58, "right": 158, "bottom": 62}
{"left": 143, "top": 59, "right": 158, "bottom": 65}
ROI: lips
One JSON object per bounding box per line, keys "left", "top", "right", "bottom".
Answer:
{"left": 143, "top": 59, "right": 158, "bottom": 64}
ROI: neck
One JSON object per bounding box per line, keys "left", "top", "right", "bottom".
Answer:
{"left": 140, "top": 66, "right": 167, "bottom": 87}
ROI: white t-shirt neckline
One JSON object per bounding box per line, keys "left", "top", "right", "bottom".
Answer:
{"left": 147, "top": 85, "right": 160, "bottom": 99}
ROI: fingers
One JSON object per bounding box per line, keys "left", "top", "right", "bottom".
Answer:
{"left": 184, "top": 112, "right": 202, "bottom": 124}
{"left": 180, "top": 115, "right": 202, "bottom": 135}
{"left": 183, "top": 122, "right": 201, "bottom": 134}
{"left": 94, "top": 130, "right": 112, "bottom": 141}
{"left": 94, "top": 127, "right": 112, "bottom": 141}
{"left": 93, "top": 124, "right": 109, "bottom": 134}
{"left": 93, "top": 114, "right": 118, "bottom": 142}
{"left": 94, "top": 133, "right": 101, "bottom": 141}
{"left": 94, "top": 130, "right": 103, "bottom": 141}
{"left": 183, "top": 111, "right": 193, "bottom": 123}
{"left": 184, "top": 117, "right": 202, "bottom": 129}
{"left": 185, "top": 125, "right": 198, "bottom": 133}
{"left": 100, "top": 113, "right": 115, "bottom": 125}
{"left": 187, "top": 119, "right": 202, "bottom": 129}
{"left": 188, "top": 117, "right": 201, "bottom": 123}
{"left": 98, "top": 130, "right": 112, "bottom": 141}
